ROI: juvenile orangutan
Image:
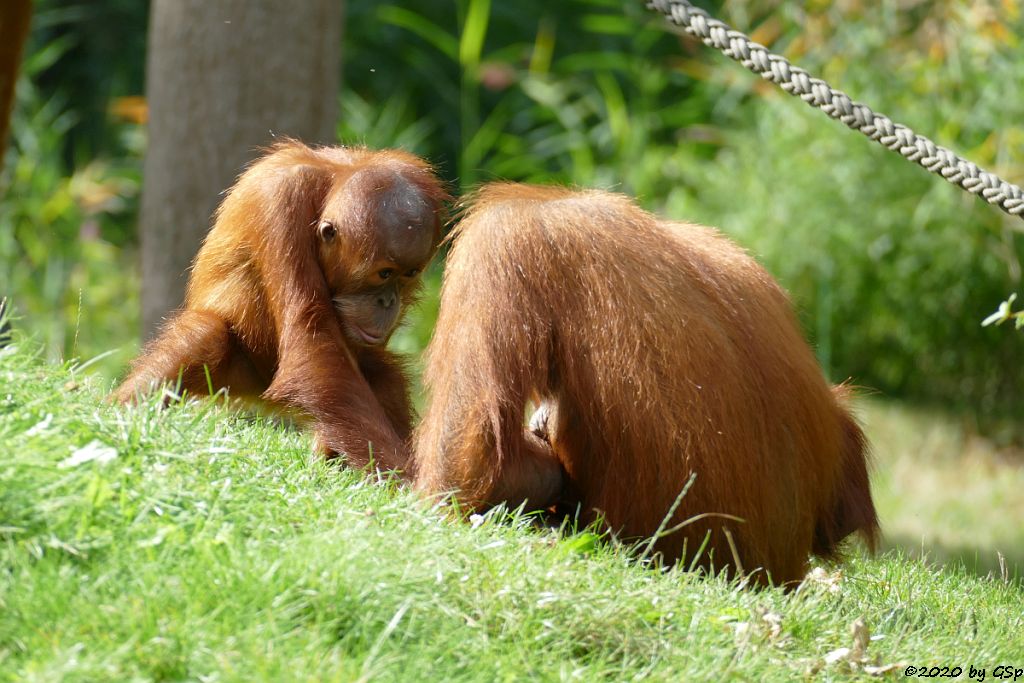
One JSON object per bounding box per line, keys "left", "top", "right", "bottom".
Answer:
{"left": 114, "top": 141, "right": 448, "bottom": 472}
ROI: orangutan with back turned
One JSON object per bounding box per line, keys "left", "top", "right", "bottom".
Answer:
{"left": 413, "top": 183, "right": 878, "bottom": 585}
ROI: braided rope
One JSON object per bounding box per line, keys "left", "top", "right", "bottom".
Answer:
{"left": 647, "top": 0, "right": 1024, "bottom": 220}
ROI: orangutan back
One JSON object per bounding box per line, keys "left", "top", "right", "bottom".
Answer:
{"left": 415, "top": 183, "right": 878, "bottom": 585}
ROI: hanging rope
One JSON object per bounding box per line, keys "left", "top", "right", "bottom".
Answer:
{"left": 646, "top": 0, "right": 1024, "bottom": 220}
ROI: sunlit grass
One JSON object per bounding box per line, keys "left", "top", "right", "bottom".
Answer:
{"left": 1, "top": 345, "right": 1022, "bottom": 681}
{"left": 863, "top": 400, "right": 1024, "bottom": 580}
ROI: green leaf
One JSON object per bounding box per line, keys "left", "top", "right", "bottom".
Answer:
{"left": 562, "top": 532, "right": 600, "bottom": 555}
{"left": 376, "top": 6, "right": 458, "bottom": 61}
{"left": 459, "top": 0, "right": 491, "bottom": 69}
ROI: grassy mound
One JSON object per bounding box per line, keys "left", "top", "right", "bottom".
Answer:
{"left": 1, "top": 344, "right": 1021, "bottom": 681}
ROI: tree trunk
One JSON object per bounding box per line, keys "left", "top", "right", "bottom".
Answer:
{"left": 141, "top": 0, "right": 342, "bottom": 337}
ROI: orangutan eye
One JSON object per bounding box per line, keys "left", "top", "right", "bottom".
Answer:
{"left": 404, "top": 268, "right": 419, "bottom": 278}
{"left": 378, "top": 268, "right": 394, "bottom": 281}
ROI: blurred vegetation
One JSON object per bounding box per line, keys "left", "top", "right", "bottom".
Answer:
{"left": 0, "top": 0, "right": 1021, "bottom": 426}
{"left": 0, "top": 1, "right": 145, "bottom": 376}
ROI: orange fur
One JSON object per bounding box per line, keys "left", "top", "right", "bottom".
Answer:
{"left": 413, "top": 183, "right": 878, "bottom": 585}
{"left": 114, "top": 140, "right": 448, "bottom": 472}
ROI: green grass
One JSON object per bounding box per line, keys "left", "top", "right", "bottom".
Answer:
{"left": 863, "top": 400, "right": 1024, "bottom": 582}
{"left": 2, "top": 344, "right": 1023, "bottom": 682}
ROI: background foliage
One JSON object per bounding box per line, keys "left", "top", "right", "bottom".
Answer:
{"left": 1, "top": 0, "right": 1022, "bottom": 423}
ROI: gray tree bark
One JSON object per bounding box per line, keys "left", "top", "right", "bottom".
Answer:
{"left": 141, "top": 0, "right": 342, "bottom": 337}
